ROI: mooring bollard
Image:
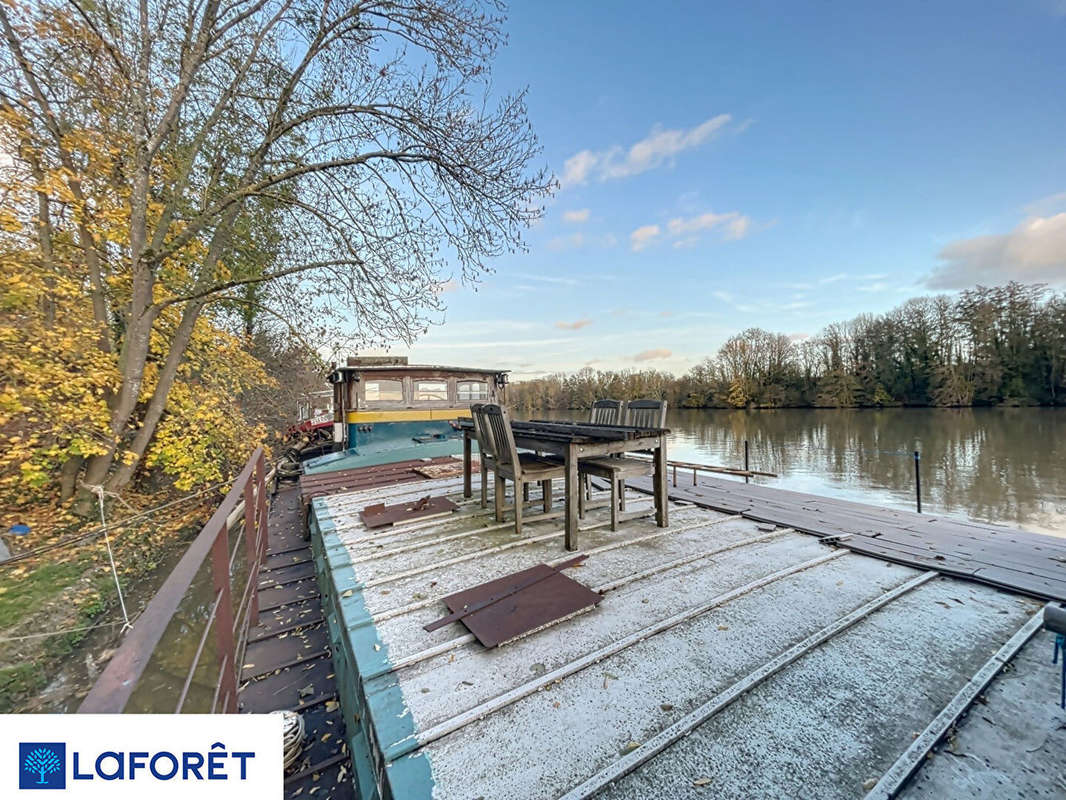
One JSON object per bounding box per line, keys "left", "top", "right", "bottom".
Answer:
{"left": 914, "top": 450, "right": 922, "bottom": 513}
{"left": 744, "top": 440, "right": 750, "bottom": 484}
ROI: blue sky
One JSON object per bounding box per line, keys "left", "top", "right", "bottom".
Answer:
{"left": 404, "top": 0, "right": 1066, "bottom": 378}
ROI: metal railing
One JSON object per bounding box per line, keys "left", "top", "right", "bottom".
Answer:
{"left": 78, "top": 447, "right": 269, "bottom": 713}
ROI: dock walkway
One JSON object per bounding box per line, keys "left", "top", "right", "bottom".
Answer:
{"left": 627, "top": 474, "right": 1066, "bottom": 602}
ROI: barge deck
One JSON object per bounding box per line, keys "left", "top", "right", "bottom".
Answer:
{"left": 302, "top": 467, "right": 1066, "bottom": 799}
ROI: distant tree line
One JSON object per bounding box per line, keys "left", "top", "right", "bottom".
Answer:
{"left": 508, "top": 283, "right": 1066, "bottom": 411}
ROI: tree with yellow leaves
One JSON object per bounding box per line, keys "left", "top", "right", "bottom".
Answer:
{"left": 0, "top": 0, "right": 550, "bottom": 512}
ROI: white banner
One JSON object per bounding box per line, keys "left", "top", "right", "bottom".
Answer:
{"left": 0, "top": 714, "right": 282, "bottom": 798}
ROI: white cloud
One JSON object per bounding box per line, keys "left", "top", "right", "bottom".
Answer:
{"left": 1025, "top": 192, "right": 1066, "bottom": 216}
{"left": 555, "top": 318, "right": 593, "bottom": 331}
{"left": 726, "top": 216, "right": 751, "bottom": 240}
{"left": 433, "top": 279, "right": 459, "bottom": 294}
{"left": 817, "top": 272, "right": 887, "bottom": 285}
{"left": 547, "top": 232, "right": 617, "bottom": 251}
{"left": 633, "top": 348, "right": 672, "bottom": 362}
{"left": 633, "top": 209, "right": 754, "bottom": 252}
{"left": 630, "top": 224, "right": 661, "bottom": 252}
{"left": 561, "top": 114, "right": 733, "bottom": 187}
{"left": 927, "top": 213, "right": 1066, "bottom": 289}
{"left": 562, "top": 209, "right": 590, "bottom": 223}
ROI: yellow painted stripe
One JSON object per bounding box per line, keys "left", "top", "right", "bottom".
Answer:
{"left": 347, "top": 408, "right": 472, "bottom": 423}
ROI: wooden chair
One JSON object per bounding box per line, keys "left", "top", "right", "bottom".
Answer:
{"left": 469, "top": 403, "right": 496, "bottom": 508}
{"left": 580, "top": 399, "right": 624, "bottom": 515}
{"left": 472, "top": 404, "right": 565, "bottom": 536}
{"left": 590, "top": 398, "right": 624, "bottom": 425}
{"left": 624, "top": 398, "right": 668, "bottom": 429}
{"left": 579, "top": 399, "right": 668, "bottom": 530}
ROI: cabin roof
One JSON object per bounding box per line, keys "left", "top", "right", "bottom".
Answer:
{"left": 308, "top": 472, "right": 1059, "bottom": 800}
{"left": 331, "top": 364, "right": 507, "bottom": 376}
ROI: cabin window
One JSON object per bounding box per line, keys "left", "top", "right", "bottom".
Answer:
{"left": 457, "top": 380, "right": 489, "bottom": 401}
{"left": 413, "top": 380, "right": 449, "bottom": 401}
{"left": 364, "top": 379, "right": 404, "bottom": 402}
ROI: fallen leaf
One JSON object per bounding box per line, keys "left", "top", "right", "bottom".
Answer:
{"left": 863, "top": 778, "right": 877, "bottom": 791}
{"left": 620, "top": 741, "right": 641, "bottom": 755}
{"left": 717, "top": 625, "right": 729, "bottom": 631}
{"left": 325, "top": 700, "right": 339, "bottom": 712}
{"left": 341, "top": 589, "right": 354, "bottom": 598}
{"left": 693, "top": 777, "right": 712, "bottom": 787}
{"left": 660, "top": 703, "right": 674, "bottom": 711}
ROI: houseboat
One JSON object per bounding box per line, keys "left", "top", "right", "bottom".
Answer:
{"left": 301, "top": 356, "right": 508, "bottom": 474}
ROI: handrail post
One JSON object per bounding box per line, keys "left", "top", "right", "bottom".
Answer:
{"left": 210, "top": 525, "right": 238, "bottom": 713}
{"left": 243, "top": 474, "right": 260, "bottom": 629}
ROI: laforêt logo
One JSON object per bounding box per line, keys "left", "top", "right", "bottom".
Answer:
{"left": 19, "top": 743, "right": 66, "bottom": 790}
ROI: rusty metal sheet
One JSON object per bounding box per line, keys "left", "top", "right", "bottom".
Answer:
{"left": 436, "top": 560, "right": 602, "bottom": 648}
{"left": 299, "top": 456, "right": 459, "bottom": 505}
{"left": 359, "top": 495, "right": 459, "bottom": 528}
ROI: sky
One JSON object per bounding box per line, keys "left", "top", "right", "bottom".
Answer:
{"left": 399, "top": 0, "right": 1066, "bottom": 379}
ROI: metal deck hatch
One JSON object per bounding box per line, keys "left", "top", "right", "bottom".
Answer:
{"left": 426, "top": 556, "right": 602, "bottom": 647}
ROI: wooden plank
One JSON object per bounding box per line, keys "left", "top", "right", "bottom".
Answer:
{"left": 624, "top": 474, "right": 1066, "bottom": 602}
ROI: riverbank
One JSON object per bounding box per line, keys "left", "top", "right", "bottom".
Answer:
{"left": 0, "top": 510, "right": 208, "bottom": 712}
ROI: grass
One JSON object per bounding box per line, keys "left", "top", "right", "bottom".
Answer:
{"left": 0, "top": 558, "right": 86, "bottom": 629}
{"left": 0, "top": 664, "right": 47, "bottom": 712}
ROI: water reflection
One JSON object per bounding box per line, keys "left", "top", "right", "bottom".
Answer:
{"left": 529, "top": 408, "right": 1066, "bottom": 535}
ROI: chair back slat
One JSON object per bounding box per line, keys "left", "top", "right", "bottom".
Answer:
{"left": 470, "top": 404, "right": 496, "bottom": 459}
{"left": 624, "top": 399, "right": 668, "bottom": 429}
{"left": 479, "top": 404, "right": 521, "bottom": 476}
{"left": 589, "top": 399, "right": 624, "bottom": 426}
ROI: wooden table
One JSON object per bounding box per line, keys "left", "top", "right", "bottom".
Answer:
{"left": 459, "top": 419, "right": 669, "bottom": 551}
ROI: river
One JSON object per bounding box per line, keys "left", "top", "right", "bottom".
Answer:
{"left": 524, "top": 407, "right": 1066, "bottom": 536}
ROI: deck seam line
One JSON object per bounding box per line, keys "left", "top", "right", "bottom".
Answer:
{"left": 363, "top": 524, "right": 789, "bottom": 681}
{"left": 863, "top": 601, "right": 1051, "bottom": 800}
{"left": 555, "top": 569, "right": 940, "bottom": 800}
{"left": 381, "top": 548, "right": 848, "bottom": 761}
{"left": 353, "top": 503, "right": 666, "bottom": 591}
{"left": 329, "top": 489, "right": 575, "bottom": 543}
{"left": 350, "top": 512, "right": 735, "bottom": 630}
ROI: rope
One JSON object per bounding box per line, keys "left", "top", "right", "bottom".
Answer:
{"left": 0, "top": 617, "right": 132, "bottom": 643}
{"left": 87, "top": 485, "right": 132, "bottom": 633}
{"left": 1, "top": 456, "right": 283, "bottom": 568}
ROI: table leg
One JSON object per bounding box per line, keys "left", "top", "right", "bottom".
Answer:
{"left": 654, "top": 434, "right": 669, "bottom": 527}
{"left": 463, "top": 431, "right": 472, "bottom": 498}
{"left": 565, "top": 442, "right": 579, "bottom": 551}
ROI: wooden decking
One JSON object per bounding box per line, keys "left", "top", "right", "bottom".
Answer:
{"left": 626, "top": 474, "right": 1066, "bottom": 602}
{"left": 239, "top": 483, "right": 355, "bottom": 800}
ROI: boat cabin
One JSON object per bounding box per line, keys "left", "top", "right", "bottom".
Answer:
{"left": 306, "top": 356, "right": 507, "bottom": 473}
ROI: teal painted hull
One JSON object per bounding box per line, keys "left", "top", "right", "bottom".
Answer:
{"left": 303, "top": 420, "right": 476, "bottom": 475}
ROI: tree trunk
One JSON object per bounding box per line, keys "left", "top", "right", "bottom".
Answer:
{"left": 110, "top": 299, "right": 206, "bottom": 489}
{"left": 58, "top": 456, "right": 84, "bottom": 502}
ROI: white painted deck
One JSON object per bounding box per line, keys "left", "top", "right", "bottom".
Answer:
{"left": 309, "top": 474, "right": 1063, "bottom": 800}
